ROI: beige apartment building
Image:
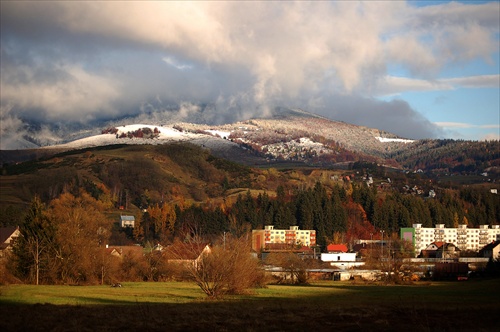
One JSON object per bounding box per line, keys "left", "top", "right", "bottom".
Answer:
{"left": 401, "top": 223, "right": 500, "bottom": 256}
{"left": 252, "top": 225, "right": 316, "bottom": 251}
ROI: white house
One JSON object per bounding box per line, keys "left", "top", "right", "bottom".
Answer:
{"left": 321, "top": 252, "right": 363, "bottom": 269}
{"left": 321, "top": 252, "right": 356, "bottom": 263}
{"left": 120, "top": 215, "right": 135, "bottom": 228}
{"left": 0, "top": 226, "right": 20, "bottom": 257}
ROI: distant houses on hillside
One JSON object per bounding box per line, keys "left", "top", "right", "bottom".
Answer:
{"left": 0, "top": 226, "right": 20, "bottom": 258}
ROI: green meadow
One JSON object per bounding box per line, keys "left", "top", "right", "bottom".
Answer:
{"left": 1, "top": 280, "right": 499, "bottom": 331}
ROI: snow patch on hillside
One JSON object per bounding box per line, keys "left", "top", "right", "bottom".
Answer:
{"left": 41, "top": 124, "right": 207, "bottom": 150}
{"left": 376, "top": 137, "right": 414, "bottom": 144}
{"left": 262, "top": 137, "right": 333, "bottom": 161}
{"left": 204, "top": 130, "right": 232, "bottom": 139}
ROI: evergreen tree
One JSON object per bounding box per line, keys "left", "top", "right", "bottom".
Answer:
{"left": 331, "top": 191, "right": 348, "bottom": 234}
{"left": 312, "top": 182, "right": 329, "bottom": 248}
{"left": 12, "top": 197, "right": 56, "bottom": 285}
{"left": 295, "top": 192, "right": 314, "bottom": 230}
{"left": 352, "top": 183, "right": 377, "bottom": 222}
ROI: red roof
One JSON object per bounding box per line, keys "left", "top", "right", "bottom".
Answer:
{"left": 327, "top": 244, "right": 348, "bottom": 253}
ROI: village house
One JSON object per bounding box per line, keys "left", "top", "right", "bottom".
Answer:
{"left": 104, "top": 245, "right": 145, "bottom": 259}
{"left": 420, "top": 242, "right": 460, "bottom": 259}
{"left": 165, "top": 242, "right": 211, "bottom": 268}
{"left": 104, "top": 245, "right": 124, "bottom": 258}
{"left": 260, "top": 245, "right": 317, "bottom": 261}
{"left": 321, "top": 243, "right": 360, "bottom": 268}
{"left": 120, "top": 215, "right": 135, "bottom": 228}
{"left": 326, "top": 244, "right": 348, "bottom": 253}
{"left": 479, "top": 241, "right": 500, "bottom": 260}
{"left": 321, "top": 251, "right": 358, "bottom": 267}
{"left": 0, "top": 226, "right": 20, "bottom": 258}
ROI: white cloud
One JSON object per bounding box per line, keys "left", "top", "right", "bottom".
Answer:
{"left": 435, "top": 122, "right": 500, "bottom": 129}
{"left": 406, "top": 2, "right": 499, "bottom": 64}
{"left": 0, "top": 1, "right": 498, "bottom": 140}
{"left": 435, "top": 122, "right": 475, "bottom": 129}
{"left": 373, "top": 74, "right": 499, "bottom": 96}
{"left": 374, "top": 76, "right": 453, "bottom": 96}
{"left": 481, "top": 132, "right": 500, "bottom": 141}
{"left": 1, "top": 62, "right": 120, "bottom": 121}
{"left": 443, "top": 75, "right": 500, "bottom": 89}
{"left": 162, "top": 56, "right": 193, "bottom": 70}
{"left": 434, "top": 122, "right": 500, "bottom": 141}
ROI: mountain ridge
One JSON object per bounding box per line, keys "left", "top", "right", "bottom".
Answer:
{"left": 1, "top": 108, "right": 498, "bottom": 178}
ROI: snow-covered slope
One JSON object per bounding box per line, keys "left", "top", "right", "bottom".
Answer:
{"left": 40, "top": 124, "right": 207, "bottom": 150}
{"left": 2, "top": 109, "right": 419, "bottom": 167}
{"left": 34, "top": 123, "right": 252, "bottom": 164}
{"left": 375, "top": 137, "right": 414, "bottom": 144}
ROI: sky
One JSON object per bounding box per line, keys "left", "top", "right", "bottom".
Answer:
{"left": 1, "top": 1, "right": 499, "bottom": 148}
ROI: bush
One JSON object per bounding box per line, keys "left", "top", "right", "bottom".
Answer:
{"left": 1, "top": 253, "right": 22, "bottom": 285}
{"left": 265, "top": 252, "right": 310, "bottom": 285}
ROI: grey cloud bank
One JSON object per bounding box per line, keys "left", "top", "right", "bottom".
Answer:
{"left": 1, "top": 1, "right": 499, "bottom": 149}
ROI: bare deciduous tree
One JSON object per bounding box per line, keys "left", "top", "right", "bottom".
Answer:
{"left": 265, "top": 251, "right": 309, "bottom": 284}
{"left": 50, "top": 191, "right": 110, "bottom": 284}
{"left": 168, "top": 235, "right": 264, "bottom": 299}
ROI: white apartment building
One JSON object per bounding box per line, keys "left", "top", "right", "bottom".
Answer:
{"left": 401, "top": 223, "right": 500, "bottom": 255}
{"left": 252, "top": 225, "right": 316, "bottom": 251}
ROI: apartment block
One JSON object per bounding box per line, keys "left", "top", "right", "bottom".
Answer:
{"left": 252, "top": 225, "right": 316, "bottom": 251}
{"left": 401, "top": 223, "right": 500, "bottom": 256}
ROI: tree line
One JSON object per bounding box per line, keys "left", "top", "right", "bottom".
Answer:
{"left": 6, "top": 192, "right": 266, "bottom": 296}
{"left": 4, "top": 180, "right": 499, "bottom": 286}
{"left": 145, "top": 182, "right": 498, "bottom": 248}
{"left": 4, "top": 179, "right": 499, "bottom": 254}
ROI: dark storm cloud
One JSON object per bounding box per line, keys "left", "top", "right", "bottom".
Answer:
{"left": 1, "top": 1, "right": 498, "bottom": 148}
{"left": 313, "top": 95, "right": 444, "bottom": 140}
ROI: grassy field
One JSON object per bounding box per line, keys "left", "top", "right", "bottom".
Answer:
{"left": 1, "top": 279, "right": 499, "bottom": 331}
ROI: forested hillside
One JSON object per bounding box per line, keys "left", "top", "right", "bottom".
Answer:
{"left": 1, "top": 143, "right": 499, "bottom": 251}
{"left": 175, "top": 111, "right": 499, "bottom": 175}
{"left": 392, "top": 139, "right": 500, "bottom": 173}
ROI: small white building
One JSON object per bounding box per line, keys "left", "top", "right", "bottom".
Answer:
{"left": 321, "top": 252, "right": 356, "bottom": 262}
{"left": 120, "top": 215, "right": 135, "bottom": 228}
{"left": 321, "top": 252, "right": 363, "bottom": 269}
